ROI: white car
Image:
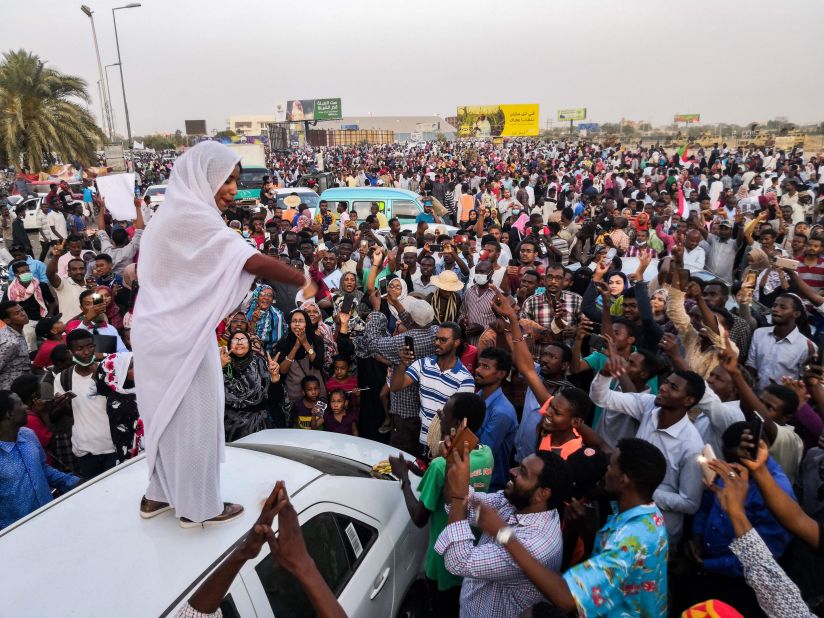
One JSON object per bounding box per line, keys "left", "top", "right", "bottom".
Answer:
{"left": 143, "top": 184, "right": 167, "bottom": 205}
{"left": 12, "top": 196, "right": 44, "bottom": 230}
{"left": 0, "top": 430, "right": 428, "bottom": 618}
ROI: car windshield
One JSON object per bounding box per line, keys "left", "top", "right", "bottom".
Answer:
{"left": 277, "top": 192, "right": 319, "bottom": 210}
{"left": 146, "top": 187, "right": 165, "bottom": 196}
{"left": 238, "top": 170, "right": 266, "bottom": 189}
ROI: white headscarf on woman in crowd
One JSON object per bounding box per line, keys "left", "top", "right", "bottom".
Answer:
{"left": 132, "top": 141, "right": 259, "bottom": 476}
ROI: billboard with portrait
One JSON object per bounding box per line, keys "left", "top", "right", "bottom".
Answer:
{"left": 285, "top": 98, "right": 342, "bottom": 122}
{"left": 674, "top": 114, "right": 701, "bottom": 124}
{"left": 456, "top": 104, "right": 539, "bottom": 137}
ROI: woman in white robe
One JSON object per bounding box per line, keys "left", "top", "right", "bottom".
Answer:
{"left": 132, "top": 142, "right": 308, "bottom": 526}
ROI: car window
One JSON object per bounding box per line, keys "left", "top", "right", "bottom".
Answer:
{"left": 255, "top": 512, "right": 377, "bottom": 617}
{"left": 278, "top": 193, "right": 319, "bottom": 211}
{"left": 146, "top": 187, "right": 166, "bottom": 196}
{"left": 353, "top": 201, "right": 384, "bottom": 220}
{"left": 391, "top": 199, "right": 420, "bottom": 218}
{"left": 219, "top": 594, "right": 240, "bottom": 618}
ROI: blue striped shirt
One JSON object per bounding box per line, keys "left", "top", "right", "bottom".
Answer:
{"left": 405, "top": 356, "right": 475, "bottom": 447}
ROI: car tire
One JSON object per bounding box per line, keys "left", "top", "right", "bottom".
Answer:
{"left": 396, "top": 579, "right": 428, "bottom": 618}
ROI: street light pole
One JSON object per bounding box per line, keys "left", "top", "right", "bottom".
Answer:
{"left": 112, "top": 3, "right": 141, "bottom": 148}
{"left": 104, "top": 63, "right": 120, "bottom": 136}
{"left": 80, "top": 5, "right": 114, "bottom": 140}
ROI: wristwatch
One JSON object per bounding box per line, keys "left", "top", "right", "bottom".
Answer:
{"left": 495, "top": 526, "right": 515, "bottom": 545}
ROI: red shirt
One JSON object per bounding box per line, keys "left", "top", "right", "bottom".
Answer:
{"left": 32, "top": 339, "right": 62, "bottom": 369}
{"left": 26, "top": 412, "right": 53, "bottom": 464}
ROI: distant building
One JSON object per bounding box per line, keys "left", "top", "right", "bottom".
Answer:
{"left": 227, "top": 115, "right": 274, "bottom": 136}
{"left": 227, "top": 114, "right": 457, "bottom": 143}
{"left": 315, "top": 116, "right": 456, "bottom": 141}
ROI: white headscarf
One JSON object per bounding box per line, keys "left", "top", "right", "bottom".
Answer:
{"left": 132, "top": 141, "right": 258, "bottom": 476}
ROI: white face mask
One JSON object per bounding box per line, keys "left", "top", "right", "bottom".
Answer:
{"left": 473, "top": 273, "right": 490, "bottom": 286}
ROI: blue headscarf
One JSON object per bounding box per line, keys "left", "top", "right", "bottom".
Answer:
{"left": 246, "top": 284, "right": 286, "bottom": 353}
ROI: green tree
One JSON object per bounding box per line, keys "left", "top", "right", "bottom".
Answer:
{"left": 0, "top": 49, "right": 104, "bottom": 170}
{"left": 214, "top": 129, "right": 236, "bottom": 140}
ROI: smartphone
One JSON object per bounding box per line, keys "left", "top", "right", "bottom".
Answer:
{"left": 589, "top": 333, "right": 606, "bottom": 352}
{"left": 313, "top": 401, "right": 327, "bottom": 416}
{"left": 341, "top": 293, "right": 354, "bottom": 314}
{"left": 404, "top": 335, "right": 415, "bottom": 356}
{"left": 360, "top": 240, "right": 368, "bottom": 251}
{"left": 429, "top": 243, "right": 443, "bottom": 252}
{"left": 531, "top": 225, "right": 540, "bottom": 236}
{"left": 446, "top": 426, "right": 480, "bottom": 460}
{"left": 774, "top": 256, "right": 800, "bottom": 271}
{"left": 747, "top": 412, "right": 764, "bottom": 460}
{"left": 698, "top": 444, "right": 718, "bottom": 485}
{"left": 92, "top": 293, "right": 105, "bottom": 305}
{"left": 508, "top": 258, "right": 519, "bottom": 267}
{"left": 744, "top": 270, "right": 758, "bottom": 287}
{"left": 378, "top": 278, "right": 388, "bottom": 296}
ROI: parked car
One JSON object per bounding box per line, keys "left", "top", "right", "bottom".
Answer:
{"left": 142, "top": 184, "right": 167, "bottom": 205}
{"left": 10, "top": 196, "right": 44, "bottom": 231}
{"left": 319, "top": 187, "right": 458, "bottom": 234}
{"left": 0, "top": 429, "right": 428, "bottom": 618}
{"left": 25, "top": 180, "right": 84, "bottom": 200}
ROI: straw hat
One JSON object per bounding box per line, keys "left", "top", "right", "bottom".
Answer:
{"left": 431, "top": 270, "right": 465, "bottom": 292}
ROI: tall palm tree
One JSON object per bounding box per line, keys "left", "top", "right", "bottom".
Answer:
{"left": 0, "top": 49, "right": 104, "bottom": 171}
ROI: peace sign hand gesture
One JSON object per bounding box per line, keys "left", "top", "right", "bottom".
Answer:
{"left": 267, "top": 351, "right": 281, "bottom": 376}
{"left": 220, "top": 346, "right": 231, "bottom": 368}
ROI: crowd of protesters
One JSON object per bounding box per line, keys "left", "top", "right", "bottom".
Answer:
{"left": 2, "top": 137, "right": 824, "bottom": 617}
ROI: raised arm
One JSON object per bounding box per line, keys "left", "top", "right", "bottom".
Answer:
{"left": 46, "top": 241, "right": 63, "bottom": 288}
{"left": 245, "top": 254, "right": 308, "bottom": 287}
{"left": 132, "top": 197, "right": 145, "bottom": 230}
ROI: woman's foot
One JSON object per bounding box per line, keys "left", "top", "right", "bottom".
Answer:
{"left": 139, "top": 496, "right": 173, "bottom": 519}
{"left": 378, "top": 417, "right": 392, "bottom": 434}
{"left": 179, "top": 503, "right": 244, "bottom": 528}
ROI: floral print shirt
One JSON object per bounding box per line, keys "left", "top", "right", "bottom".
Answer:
{"left": 563, "top": 502, "right": 668, "bottom": 617}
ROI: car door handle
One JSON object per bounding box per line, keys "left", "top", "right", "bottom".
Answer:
{"left": 369, "top": 567, "right": 391, "bottom": 600}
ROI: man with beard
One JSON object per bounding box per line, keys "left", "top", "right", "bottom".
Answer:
{"left": 468, "top": 438, "right": 669, "bottom": 617}
{"left": 435, "top": 442, "right": 573, "bottom": 618}
{"left": 520, "top": 264, "right": 582, "bottom": 358}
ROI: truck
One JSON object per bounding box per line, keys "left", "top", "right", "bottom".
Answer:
{"left": 226, "top": 143, "right": 268, "bottom": 207}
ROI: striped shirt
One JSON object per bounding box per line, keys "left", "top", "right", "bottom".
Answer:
{"left": 435, "top": 488, "right": 563, "bottom": 618}
{"left": 405, "top": 356, "right": 475, "bottom": 447}
{"left": 797, "top": 256, "right": 824, "bottom": 291}
{"left": 459, "top": 285, "right": 498, "bottom": 346}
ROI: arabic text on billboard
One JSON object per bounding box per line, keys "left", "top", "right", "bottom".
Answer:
{"left": 674, "top": 114, "right": 701, "bottom": 124}
{"left": 285, "top": 98, "right": 342, "bottom": 121}
{"left": 557, "top": 108, "right": 587, "bottom": 121}
{"left": 456, "top": 104, "right": 539, "bottom": 137}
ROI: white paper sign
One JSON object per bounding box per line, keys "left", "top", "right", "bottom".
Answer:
{"left": 96, "top": 173, "right": 136, "bottom": 221}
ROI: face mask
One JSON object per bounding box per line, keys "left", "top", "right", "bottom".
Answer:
{"left": 242, "top": 231, "right": 251, "bottom": 238}
{"left": 512, "top": 209, "right": 520, "bottom": 216}
{"left": 73, "top": 355, "right": 96, "bottom": 367}
{"left": 18, "top": 273, "right": 33, "bottom": 284}
{"left": 473, "top": 273, "right": 490, "bottom": 286}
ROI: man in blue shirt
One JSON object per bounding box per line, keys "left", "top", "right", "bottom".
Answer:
{"left": 0, "top": 390, "right": 80, "bottom": 530}
{"left": 415, "top": 198, "right": 441, "bottom": 225}
{"left": 7, "top": 245, "right": 48, "bottom": 284}
{"left": 474, "top": 347, "right": 517, "bottom": 491}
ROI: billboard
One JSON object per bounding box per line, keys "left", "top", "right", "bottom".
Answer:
{"left": 184, "top": 119, "right": 207, "bottom": 135}
{"left": 578, "top": 123, "right": 599, "bottom": 131}
{"left": 456, "top": 104, "right": 539, "bottom": 137}
{"left": 285, "top": 98, "right": 342, "bottom": 121}
{"left": 557, "top": 108, "right": 587, "bottom": 121}
{"left": 674, "top": 114, "right": 701, "bottom": 124}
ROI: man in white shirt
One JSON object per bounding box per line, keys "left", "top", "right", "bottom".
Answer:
{"left": 46, "top": 242, "right": 88, "bottom": 320}
{"left": 47, "top": 206, "right": 68, "bottom": 245}
{"left": 55, "top": 329, "right": 117, "bottom": 479}
{"left": 590, "top": 359, "right": 705, "bottom": 544}
{"left": 683, "top": 230, "right": 706, "bottom": 272}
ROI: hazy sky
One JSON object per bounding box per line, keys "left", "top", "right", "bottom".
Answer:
{"left": 6, "top": 0, "right": 824, "bottom": 135}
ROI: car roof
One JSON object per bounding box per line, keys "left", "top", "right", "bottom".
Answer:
{"left": 319, "top": 187, "right": 420, "bottom": 201}
{"left": 274, "top": 187, "right": 317, "bottom": 195}
{"left": 0, "top": 430, "right": 404, "bottom": 617}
